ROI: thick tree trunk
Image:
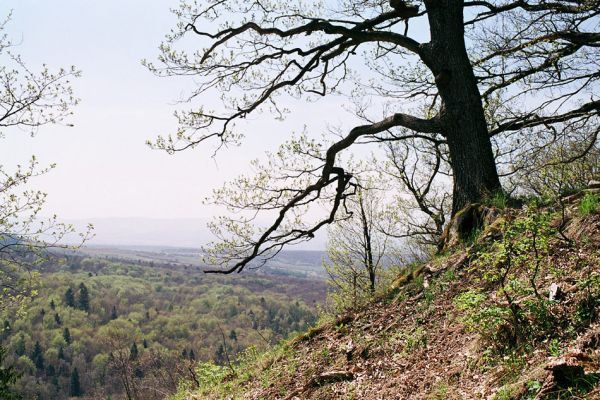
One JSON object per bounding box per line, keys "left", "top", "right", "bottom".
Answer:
{"left": 423, "top": 0, "right": 502, "bottom": 215}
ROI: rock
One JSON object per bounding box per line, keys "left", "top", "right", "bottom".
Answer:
{"left": 313, "top": 370, "right": 354, "bottom": 386}
{"left": 588, "top": 180, "right": 600, "bottom": 189}
{"left": 479, "top": 216, "right": 506, "bottom": 241}
{"left": 345, "top": 339, "right": 355, "bottom": 361}
{"left": 548, "top": 283, "right": 563, "bottom": 301}
{"left": 545, "top": 357, "right": 585, "bottom": 387}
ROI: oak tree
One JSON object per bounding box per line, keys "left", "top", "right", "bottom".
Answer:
{"left": 149, "top": 1, "right": 599, "bottom": 272}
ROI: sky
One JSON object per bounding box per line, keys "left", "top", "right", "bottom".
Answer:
{"left": 0, "top": 1, "right": 434, "bottom": 249}
{"left": 0, "top": 1, "right": 351, "bottom": 246}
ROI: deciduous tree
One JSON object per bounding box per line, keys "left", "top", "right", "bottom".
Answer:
{"left": 324, "top": 183, "right": 393, "bottom": 308}
{"left": 148, "top": 0, "right": 598, "bottom": 272}
{"left": 0, "top": 12, "right": 90, "bottom": 309}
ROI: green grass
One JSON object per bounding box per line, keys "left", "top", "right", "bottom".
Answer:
{"left": 579, "top": 192, "right": 599, "bottom": 216}
{"left": 429, "top": 382, "right": 450, "bottom": 399}
{"left": 403, "top": 326, "right": 428, "bottom": 353}
{"left": 490, "top": 191, "right": 510, "bottom": 210}
{"left": 548, "top": 338, "right": 561, "bottom": 357}
{"left": 493, "top": 385, "right": 514, "bottom": 400}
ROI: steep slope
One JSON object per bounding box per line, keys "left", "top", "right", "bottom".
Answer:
{"left": 176, "top": 190, "right": 600, "bottom": 400}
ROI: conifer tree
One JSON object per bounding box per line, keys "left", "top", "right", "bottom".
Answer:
{"left": 142, "top": 339, "right": 148, "bottom": 349}
{"left": 0, "top": 322, "right": 8, "bottom": 342}
{"left": 14, "top": 336, "right": 25, "bottom": 357}
{"left": 0, "top": 346, "right": 21, "bottom": 400}
{"left": 64, "top": 288, "right": 75, "bottom": 308}
{"left": 129, "top": 342, "right": 138, "bottom": 361}
{"left": 110, "top": 305, "right": 118, "bottom": 320}
{"left": 189, "top": 349, "right": 195, "bottom": 361}
{"left": 77, "top": 283, "right": 90, "bottom": 312}
{"left": 58, "top": 346, "right": 65, "bottom": 360}
{"left": 134, "top": 366, "right": 144, "bottom": 379}
{"left": 31, "top": 341, "right": 44, "bottom": 370}
{"left": 54, "top": 313, "right": 61, "bottom": 326}
{"left": 63, "top": 328, "right": 71, "bottom": 345}
{"left": 214, "top": 345, "right": 224, "bottom": 364}
{"left": 70, "top": 368, "right": 82, "bottom": 397}
{"left": 49, "top": 300, "right": 55, "bottom": 310}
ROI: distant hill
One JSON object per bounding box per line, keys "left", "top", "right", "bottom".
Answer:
{"left": 64, "top": 217, "right": 327, "bottom": 250}
{"left": 77, "top": 245, "right": 328, "bottom": 280}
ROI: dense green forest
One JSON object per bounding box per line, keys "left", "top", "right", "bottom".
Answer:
{"left": 0, "top": 254, "right": 325, "bottom": 399}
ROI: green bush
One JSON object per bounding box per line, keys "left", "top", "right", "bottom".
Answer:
{"left": 489, "top": 191, "right": 510, "bottom": 210}
{"left": 194, "top": 362, "right": 229, "bottom": 389}
{"left": 403, "top": 327, "right": 427, "bottom": 353}
{"left": 548, "top": 339, "right": 561, "bottom": 357}
{"left": 454, "top": 290, "right": 510, "bottom": 341}
{"left": 579, "top": 192, "right": 599, "bottom": 216}
{"left": 493, "top": 385, "right": 514, "bottom": 400}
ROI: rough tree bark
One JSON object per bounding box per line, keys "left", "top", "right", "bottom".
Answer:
{"left": 422, "top": 0, "right": 501, "bottom": 214}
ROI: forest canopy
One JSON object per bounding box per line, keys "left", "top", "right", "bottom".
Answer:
{"left": 1, "top": 255, "right": 324, "bottom": 399}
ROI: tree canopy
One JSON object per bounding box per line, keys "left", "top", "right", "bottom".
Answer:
{"left": 0, "top": 13, "right": 90, "bottom": 397}
{"left": 0, "top": 12, "right": 91, "bottom": 311}
{"left": 149, "top": 1, "right": 599, "bottom": 273}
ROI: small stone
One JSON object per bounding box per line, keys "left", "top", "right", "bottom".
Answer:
{"left": 549, "top": 283, "right": 563, "bottom": 301}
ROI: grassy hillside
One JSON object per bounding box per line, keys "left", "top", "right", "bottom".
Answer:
{"left": 173, "top": 191, "right": 600, "bottom": 399}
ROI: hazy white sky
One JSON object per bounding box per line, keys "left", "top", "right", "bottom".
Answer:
{"left": 1, "top": 0, "right": 347, "bottom": 223}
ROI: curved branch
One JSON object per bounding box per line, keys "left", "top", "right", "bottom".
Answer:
{"left": 465, "top": 0, "right": 598, "bottom": 24}
{"left": 490, "top": 100, "right": 600, "bottom": 136}
{"left": 206, "top": 112, "right": 440, "bottom": 274}
{"left": 189, "top": 11, "right": 422, "bottom": 63}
